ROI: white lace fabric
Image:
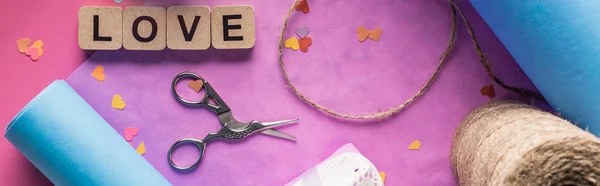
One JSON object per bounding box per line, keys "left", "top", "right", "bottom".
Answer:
{"left": 286, "top": 144, "right": 384, "bottom": 186}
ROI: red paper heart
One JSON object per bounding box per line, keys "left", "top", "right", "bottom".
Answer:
{"left": 299, "top": 37, "right": 312, "bottom": 52}
{"left": 295, "top": 0, "right": 310, "bottom": 14}
{"left": 480, "top": 84, "right": 495, "bottom": 99}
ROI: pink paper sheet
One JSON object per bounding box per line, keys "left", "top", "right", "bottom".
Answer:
{"left": 65, "top": 0, "right": 542, "bottom": 185}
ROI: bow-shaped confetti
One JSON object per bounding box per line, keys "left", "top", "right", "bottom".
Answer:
{"left": 357, "top": 26, "right": 382, "bottom": 42}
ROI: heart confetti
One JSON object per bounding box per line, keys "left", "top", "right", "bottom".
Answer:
{"left": 284, "top": 37, "right": 300, "bottom": 51}
{"left": 357, "top": 26, "right": 383, "bottom": 42}
{"left": 136, "top": 141, "right": 146, "bottom": 155}
{"left": 30, "top": 50, "right": 40, "bottom": 61}
{"left": 295, "top": 0, "right": 310, "bottom": 14}
{"left": 31, "top": 40, "right": 43, "bottom": 49}
{"left": 379, "top": 172, "right": 386, "bottom": 184}
{"left": 111, "top": 94, "right": 126, "bottom": 110}
{"left": 36, "top": 47, "right": 44, "bottom": 57}
{"left": 124, "top": 127, "right": 139, "bottom": 141}
{"left": 480, "top": 84, "right": 495, "bottom": 99}
{"left": 18, "top": 38, "right": 44, "bottom": 61}
{"left": 16, "top": 38, "right": 30, "bottom": 53}
{"left": 91, "top": 65, "right": 105, "bottom": 82}
{"left": 25, "top": 47, "right": 40, "bottom": 61}
{"left": 187, "top": 80, "right": 204, "bottom": 93}
{"left": 24, "top": 47, "right": 36, "bottom": 56}
{"left": 368, "top": 28, "right": 383, "bottom": 41}
{"left": 357, "top": 26, "right": 370, "bottom": 42}
{"left": 298, "top": 37, "right": 312, "bottom": 52}
{"left": 295, "top": 26, "right": 310, "bottom": 39}
{"left": 31, "top": 40, "right": 44, "bottom": 56}
{"left": 408, "top": 140, "right": 421, "bottom": 150}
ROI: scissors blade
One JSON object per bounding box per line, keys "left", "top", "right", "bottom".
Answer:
{"left": 257, "top": 119, "right": 298, "bottom": 141}
{"left": 261, "top": 119, "right": 299, "bottom": 127}
{"left": 260, "top": 129, "right": 297, "bottom": 141}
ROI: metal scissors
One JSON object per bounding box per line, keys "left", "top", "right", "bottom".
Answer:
{"left": 168, "top": 72, "right": 298, "bottom": 170}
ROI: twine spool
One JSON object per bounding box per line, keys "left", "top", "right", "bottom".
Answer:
{"left": 451, "top": 101, "right": 600, "bottom": 185}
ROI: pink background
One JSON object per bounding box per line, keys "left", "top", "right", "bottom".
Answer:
{"left": 0, "top": 0, "right": 542, "bottom": 185}
{"left": 0, "top": 0, "right": 143, "bottom": 185}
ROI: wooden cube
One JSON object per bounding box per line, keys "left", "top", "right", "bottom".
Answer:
{"left": 166, "top": 6, "right": 211, "bottom": 50}
{"left": 211, "top": 5, "right": 255, "bottom": 49}
{"left": 123, "top": 6, "right": 166, "bottom": 50}
{"left": 78, "top": 6, "right": 123, "bottom": 50}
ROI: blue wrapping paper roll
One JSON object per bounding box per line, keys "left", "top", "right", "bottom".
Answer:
{"left": 470, "top": 1, "right": 600, "bottom": 135}
{"left": 4, "top": 80, "right": 171, "bottom": 186}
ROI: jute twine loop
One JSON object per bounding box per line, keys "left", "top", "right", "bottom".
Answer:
{"left": 451, "top": 101, "right": 600, "bottom": 185}
{"left": 278, "top": 0, "right": 542, "bottom": 120}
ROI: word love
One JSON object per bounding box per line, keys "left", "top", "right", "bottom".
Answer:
{"left": 78, "top": 6, "right": 255, "bottom": 50}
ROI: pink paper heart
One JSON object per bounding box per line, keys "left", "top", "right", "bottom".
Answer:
{"left": 24, "top": 47, "right": 36, "bottom": 56}
{"left": 30, "top": 50, "right": 40, "bottom": 61}
{"left": 124, "top": 127, "right": 139, "bottom": 141}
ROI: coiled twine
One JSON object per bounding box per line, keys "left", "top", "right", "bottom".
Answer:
{"left": 451, "top": 101, "right": 600, "bottom": 185}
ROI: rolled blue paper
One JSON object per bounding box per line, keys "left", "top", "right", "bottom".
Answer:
{"left": 470, "top": 0, "right": 600, "bottom": 135}
{"left": 4, "top": 80, "right": 171, "bottom": 186}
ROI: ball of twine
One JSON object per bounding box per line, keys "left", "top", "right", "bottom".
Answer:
{"left": 451, "top": 101, "right": 600, "bottom": 185}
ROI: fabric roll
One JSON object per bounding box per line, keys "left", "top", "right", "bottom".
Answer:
{"left": 5, "top": 80, "right": 171, "bottom": 186}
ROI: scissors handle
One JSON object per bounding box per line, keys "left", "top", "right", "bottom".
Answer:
{"left": 167, "top": 138, "right": 207, "bottom": 171}
{"left": 168, "top": 133, "right": 222, "bottom": 170}
{"left": 171, "top": 72, "right": 231, "bottom": 114}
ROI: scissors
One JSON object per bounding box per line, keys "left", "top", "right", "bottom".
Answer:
{"left": 168, "top": 72, "right": 298, "bottom": 170}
